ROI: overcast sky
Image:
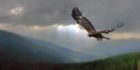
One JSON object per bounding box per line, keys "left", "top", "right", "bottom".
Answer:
{"left": 0, "top": 0, "right": 140, "bottom": 58}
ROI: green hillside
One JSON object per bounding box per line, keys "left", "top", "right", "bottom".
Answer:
{"left": 61, "top": 52, "right": 140, "bottom": 70}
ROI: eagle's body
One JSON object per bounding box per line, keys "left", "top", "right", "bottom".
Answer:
{"left": 71, "top": 7, "right": 124, "bottom": 41}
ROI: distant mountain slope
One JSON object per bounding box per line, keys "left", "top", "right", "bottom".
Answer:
{"left": 0, "top": 30, "right": 93, "bottom": 63}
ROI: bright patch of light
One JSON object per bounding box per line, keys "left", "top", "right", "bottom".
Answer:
{"left": 29, "top": 24, "right": 60, "bottom": 31}
{"left": 0, "top": 23, "right": 12, "bottom": 30}
{"left": 110, "top": 33, "right": 140, "bottom": 40}
{"left": 31, "top": 25, "right": 43, "bottom": 30}
{"left": 10, "top": 6, "right": 23, "bottom": 16}
{"left": 57, "top": 24, "right": 82, "bottom": 33}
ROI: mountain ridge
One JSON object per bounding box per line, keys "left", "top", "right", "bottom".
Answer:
{"left": 0, "top": 30, "right": 94, "bottom": 63}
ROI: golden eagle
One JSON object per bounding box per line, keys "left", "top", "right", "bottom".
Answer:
{"left": 71, "top": 7, "right": 124, "bottom": 41}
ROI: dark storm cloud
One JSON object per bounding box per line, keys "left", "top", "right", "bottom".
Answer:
{"left": 0, "top": 0, "right": 140, "bottom": 31}
{"left": 0, "top": 0, "right": 75, "bottom": 25}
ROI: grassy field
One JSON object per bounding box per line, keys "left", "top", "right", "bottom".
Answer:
{"left": 1, "top": 52, "right": 140, "bottom": 70}
{"left": 61, "top": 52, "right": 140, "bottom": 70}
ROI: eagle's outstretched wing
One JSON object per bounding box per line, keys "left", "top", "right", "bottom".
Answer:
{"left": 71, "top": 7, "right": 97, "bottom": 34}
{"left": 71, "top": 7, "right": 82, "bottom": 21}
{"left": 97, "top": 23, "right": 124, "bottom": 34}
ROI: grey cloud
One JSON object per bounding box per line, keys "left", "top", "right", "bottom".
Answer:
{"left": 0, "top": 0, "right": 140, "bottom": 31}
{"left": 0, "top": 0, "right": 74, "bottom": 25}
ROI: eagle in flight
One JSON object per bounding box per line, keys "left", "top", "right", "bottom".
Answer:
{"left": 71, "top": 7, "right": 124, "bottom": 41}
